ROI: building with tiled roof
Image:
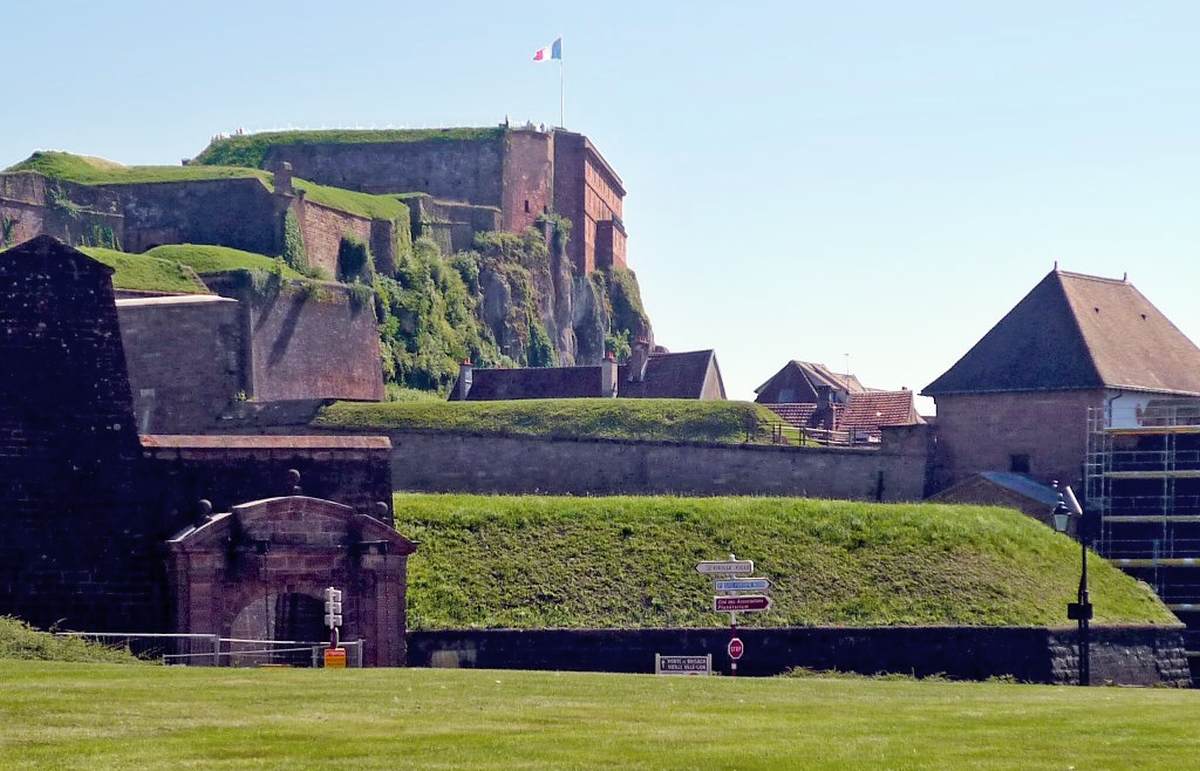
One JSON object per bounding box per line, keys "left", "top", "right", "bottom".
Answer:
{"left": 923, "top": 268, "right": 1200, "bottom": 495}
{"left": 764, "top": 390, "right": 921, "bottom": 443}
{"left": 754, "top": 361, "right": 866, "bottom": 405}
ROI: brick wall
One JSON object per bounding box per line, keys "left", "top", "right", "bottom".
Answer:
{"left": 931, "top": 390, "right": 1105, "bottom": 494}
{"left": 501, "top": 129, "right": 555, "bottom": 232}
{"left": 0, "top": 236, "right": 156, "bottom": 631}
{"left": 139, "top": 435, "right": 394, "bottom": 521}
{"left": 116, "top": 295, "right": 244, "bottom": 433}
{"left": 407, "top": 195, "right": 502, "bottom": 255}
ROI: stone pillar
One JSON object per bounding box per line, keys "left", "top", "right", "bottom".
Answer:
{"left": 601, "top": 353, "right": 618, "bottom": 397}
{"left": 458, "top": 360, "right": 474, "bottom": 400}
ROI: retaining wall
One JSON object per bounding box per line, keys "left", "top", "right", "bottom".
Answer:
{"left": 407, "top": 625, "right": 1191, "bottom": 685}
{"left": 381, "top": 424, "right": 932, "bottom": 500}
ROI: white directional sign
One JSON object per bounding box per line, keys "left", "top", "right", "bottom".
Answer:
{"left": 714, "top": 577, "right": 772, "bottom": 593}
{"left": 696, "top": 560, "right": 754, "bottom": 576}
{"left": 655, "top": 654, "right": 712, "bottom": 675}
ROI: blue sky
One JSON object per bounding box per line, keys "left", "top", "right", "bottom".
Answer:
{"left": 6, "top": 1, "right": 1199, "bottom": 407}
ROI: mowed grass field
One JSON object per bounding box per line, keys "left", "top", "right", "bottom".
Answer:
{"left": 1, "top": 662, "right": 1198, "bottom": 769}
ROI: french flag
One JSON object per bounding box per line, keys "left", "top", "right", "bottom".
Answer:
{"left": 533, "top": 37, "right": 562, "bottom": 62}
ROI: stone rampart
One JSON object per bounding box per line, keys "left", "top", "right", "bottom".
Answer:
{"left": 371, "top": 424, "right": 932, "bottom": 500}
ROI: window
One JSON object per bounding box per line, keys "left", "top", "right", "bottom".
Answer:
{"left": 524, "top": 200, "right": 530, "bottom": 213}
{"left": 1010, "top": 454, "right": 1031, "bottom": 474}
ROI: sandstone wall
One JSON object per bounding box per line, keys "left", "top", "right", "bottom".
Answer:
{"left": 0, "top": 173, "right": 124, "bottom": 248}
{"left": 377, "top": 424, "right": 931, "bottom": 500}
{"left": 501, "top": 129, "right": 555, "bottom": 232}
{"left": 262, "top": 136, "right": 506, "bottom": 202}
{"left": 931, "top": 390, "right": 1105, "bottom": 495}
{"left": 114, "top": 178, "right": 282, "bottom": 254}
{"left": 204, "top": 273, "right": 384, "bottom": 403}
{"left": 117, "top": 295, "right": 245, "bottom": 433}
{"left": 294, "top": 197, "right": 374, "bottom": 279}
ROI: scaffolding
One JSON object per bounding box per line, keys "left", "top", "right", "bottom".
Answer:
{"left": 1087, "top": 400, "right": 1200, "bottom": 665}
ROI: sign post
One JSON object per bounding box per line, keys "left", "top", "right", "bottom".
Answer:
{"left": 323, "top": 586, "right": 344, "bottom": 668}
{"left": 698, "top": 554, "right": 772, "bottom": 677}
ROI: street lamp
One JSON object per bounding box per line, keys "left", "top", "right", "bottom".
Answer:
{"left": 1051, "top": 483, "right": 1091, "bottom": 686}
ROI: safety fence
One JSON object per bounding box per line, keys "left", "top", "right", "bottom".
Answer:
{"left": 54, "top": 631, "right": 365, "bottom": 667}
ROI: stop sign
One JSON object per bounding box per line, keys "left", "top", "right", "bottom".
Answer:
{"left": 728, "top": 637, "right": 744, "bottom": 660}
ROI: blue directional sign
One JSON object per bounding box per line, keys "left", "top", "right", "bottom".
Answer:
{"left": 714, "top": 578, "right": 771, "bottom": 592}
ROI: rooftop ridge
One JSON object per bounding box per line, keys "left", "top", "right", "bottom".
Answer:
{"left": 1054, "top": 268, "right": 1129, "bottom": 285}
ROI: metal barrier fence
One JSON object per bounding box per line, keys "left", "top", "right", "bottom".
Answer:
{"left": 55, "top": 632, "right": 365, "bottom": 667}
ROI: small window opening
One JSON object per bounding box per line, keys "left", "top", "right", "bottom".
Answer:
{"left": 1010, "top": 454, "right": 1031, "bottom": 474}
{"left": 524, "top": 199, "right": 530, "bottom": 213}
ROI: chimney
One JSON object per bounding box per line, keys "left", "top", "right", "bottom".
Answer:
{"left": 275, "top": 161, "right": 295, "bottom": 196}
{"left": 457, "top": 359, "right": 474, "bottom": 400}
{"left": 601, "top": 352, "right": 619, "bottom": 398}
{"left": 628, "top": 339, "right": 650, "bottom": 383}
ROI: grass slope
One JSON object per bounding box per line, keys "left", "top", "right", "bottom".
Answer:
{"left": 0, "top": 619, "right": 138, "bottom": 664}
{"left": 394, "top": 494, "right": 1176, "bottom": 629}
{"left": 7, "top": 152, "right": 407, "bottom": 222}
{"left": 317, "top": 398, "right": 782, "bottom": 444}
{"left": 292, "top": 178, "right": 410, "bottom": 221}
{"left": 3, "top": 664, "right": 1200, "bottom": 769}
{"left": 79, "top": 247, "right": 210, "bottom": 294}
{"left": 7, "top": 150, "right": 268, "bottom": 185}
{"left": 194, "top": 127, "right": 505, "bottom": 169}
{"left": 146, "top": 244, "right": 303, "bottom": 278}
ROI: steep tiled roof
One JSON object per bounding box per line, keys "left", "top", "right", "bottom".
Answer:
{"left": 449, "top": 350, "right": 724, "bottom": 401}
{"left": 839, "top": 391, "right": 921, "bottom": 434}
{"left": 925, "top": 270, "right": 1200, "bottom": 396}
{"left": 763, "top": 403, "right": 823, "bottom": 428}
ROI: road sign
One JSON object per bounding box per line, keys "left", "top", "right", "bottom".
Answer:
{"left": 323, "top": 648, "right": 347, "bottom": 669}
{"left": 713, "top": 594, "right": 772, "bottom": 613}
{"left": 727, "top": 637, "right": 744, "bottom": 660}
{"left": 696, "top": 560, "right": 754, "bottom": 576}
{"left": 713, "top": 577, "right": 771, "bottom": 592}
{"left": 655, "top": 654, "right": 712, "bottom": 676}
{"left": 325, "top": 587, "right": 343, "bottom": 629}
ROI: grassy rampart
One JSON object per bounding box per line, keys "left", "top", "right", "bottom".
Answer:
{"left": 193, "top": 127, "right": 505, "bottom": 169}
{"left": 394, "top": 494, "right": 1177, "bottom": 630}
{"left": 316, "top": 398, "right": 780, "bottom": 444}
{"left": 146, "top": 244, "right": 303, "bottom": 278}
{"left": 79, "top": 247, "right": 210, "bottom": 294}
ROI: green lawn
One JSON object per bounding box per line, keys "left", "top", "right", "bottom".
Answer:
{"left": 79, "top": 246, "right": 210, "bottom": 294}
{"left": 394, "top": 494, "right": 1176, "bottom": 629}
{"left": 193, "top": 127, "right": 505, "bottom": 169}
{"left": 292, "top": 178, "right": 411, "bottom": 222}
{"left": 0, "top": 662, "right": 1196, "bottom": 769}
{"left": 146, "top": 244, "right": 304, "bottom": 278}
{"left": 317, "top": 398, "right": 786, "bottom": 445}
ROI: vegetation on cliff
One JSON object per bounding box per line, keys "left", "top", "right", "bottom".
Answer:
{"left": 394, "top": 494, "right": 1177, "bottom": 630}
{"left": 317, "top": 398, "right": 786, "bottom": 444}
{"left": 193, "top": 127, "right": 505, "bottom": 169}
{"left": 372, "top": 237, "right": 506, "bottom": 391}
{"left": 78, "top": 247, "right": 211, "bottom": 294}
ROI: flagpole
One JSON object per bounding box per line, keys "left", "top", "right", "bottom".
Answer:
{"left": 559, "top": 39, "right": 565, "bottom": 128}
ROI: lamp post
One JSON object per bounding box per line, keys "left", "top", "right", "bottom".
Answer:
{"left": 1052, "top": 485, "right": 1091, "bottom": 686}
